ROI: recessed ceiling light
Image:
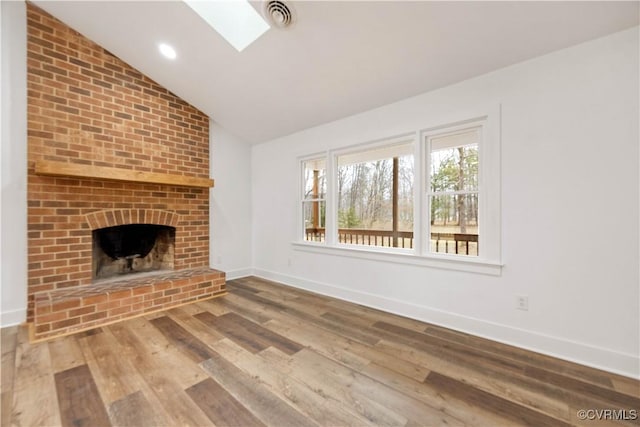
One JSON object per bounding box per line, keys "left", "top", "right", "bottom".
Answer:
{"left": 158, "top": 43, "right": 177, "bottom": 60}
{"left": 183, "top": 0, "right": 270, "bottom": 52}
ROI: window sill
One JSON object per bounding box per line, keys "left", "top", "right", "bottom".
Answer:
{"left": 292, "top": 241, "right": 502, "bottom": 276}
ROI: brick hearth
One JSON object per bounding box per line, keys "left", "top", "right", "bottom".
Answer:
{"left": 26, "top": 4, "right": 225, "bottom": 339}
{"left": 33, "top": 268, "right": 225, "bottom": 339}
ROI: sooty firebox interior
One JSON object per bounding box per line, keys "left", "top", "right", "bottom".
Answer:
{"left": 92, "top": 224, "right": 175, "bottom": 280}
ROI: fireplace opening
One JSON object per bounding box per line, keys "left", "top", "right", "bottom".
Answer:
{"left": 92, "top": 224, "right": 175, "bottom": 281}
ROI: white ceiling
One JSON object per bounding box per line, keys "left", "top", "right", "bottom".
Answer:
{"left": 33, "top": 1, "right": 639, "bottom": 144}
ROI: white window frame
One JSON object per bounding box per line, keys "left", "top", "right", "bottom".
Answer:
{"left": 332, "top": 133, "right": 416, "bottom": 252}
{"left": 294, "top": 105, "right": 502, "bottom": 275}
{"left": 424, "top": 120, "right": 483, "bottom": 259}
{"left": 299, "top": 153, "right": 329, "bottom": 246}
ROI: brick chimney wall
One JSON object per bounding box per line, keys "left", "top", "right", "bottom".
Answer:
{"left": 26, "top": 3, "right": 213, "bottom": 322}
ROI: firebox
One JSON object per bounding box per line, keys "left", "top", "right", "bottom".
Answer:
{"left": 92, "top": 224, "right": 175, "bottom": 280}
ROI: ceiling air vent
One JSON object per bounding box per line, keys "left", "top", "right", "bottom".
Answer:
{"left": 263, "top": 0, "right": 295, "bottom": 29}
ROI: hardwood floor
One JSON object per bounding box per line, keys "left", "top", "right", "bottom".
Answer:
{"left": 2, "top": 276, "right": 639, "bottom": 426}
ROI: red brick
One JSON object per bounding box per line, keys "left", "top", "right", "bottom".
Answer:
{"left": 108, "top": 306, "right": 133, "bottom": 317}
{"left": 82, "top": 294, "right": 108, "bottom": 305}
{"left": 132, "top": 285, "right": 153, "bottom": 296}
{"left": 152, "top": 296, "right": 171, "bottom": 306}
{"left": 51, "top": 317, "right": 81, "bottom": 330}
{"left": 37, "top": 311, "right": 67, "bottom": 323}
{"left": 109, "top": 289, "right": 132, "bottom": 300}
{"left": 120, "top": 296, "right": 144, "bottom": 306}
{"left": 69, "top": 305, "right": 96, "bottom": 317}
{"left": 96, "top": 300, "right": 121, "bottom": 311}
{"left": 50, "top": 299, "right": 80, "bottom": 312}
{"left": 82, "top": 311, "right": 108, "bottom": 322}
{"left": 25, "top": 4, "right": 221, "bottom": 327}
{"left": 153, "top": 281, "right": 172, "bottom": 291}
{"left": 131, "top": 301, "right": 154, "bottom": 312}
{"left": 35, "top": 324, "right": 51, "bottom": 333}
{"left": 164, "top": 288, "right": 180, "bottom": 297}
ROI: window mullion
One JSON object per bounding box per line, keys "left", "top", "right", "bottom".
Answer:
{"left": 299, "top": 159, "right": 305, "bottom": 241}
{"left": 418, "top": 130, "right": 428, "bottom": 256}
{"left": 428, "top": 190, "right": 479, "bottom": 196}
{"left": 325, "top": 151, "right": 337, "bottom": 246}
{"left": 424, "top": 130, "right": 431, "bottom": 256}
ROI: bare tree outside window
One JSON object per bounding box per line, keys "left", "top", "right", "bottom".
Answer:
{"left": 336, "top": 143, "right": 414, "bottom": 248}
{"left": 428, "top": 127, "right": 480, "bottom": 256}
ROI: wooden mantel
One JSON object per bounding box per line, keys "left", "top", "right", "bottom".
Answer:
{"left": 34, "top": 160, "right": 214, "bottom": 188}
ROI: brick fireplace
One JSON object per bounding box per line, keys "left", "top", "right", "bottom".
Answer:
{"left": 26, "top": 3, "right": 225, "bottom": 340}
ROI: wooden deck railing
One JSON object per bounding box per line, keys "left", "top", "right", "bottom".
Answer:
{"left": 338, "top": 229, "right": 414, "bottom": 248}
{"left": 431, "top": 232, "right": 478, "bottom": 255}
{"left": 305, "top": 228, "right": 478, "bottom": 255}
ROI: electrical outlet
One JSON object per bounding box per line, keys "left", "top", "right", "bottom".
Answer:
{"left": 287, "top": 258, "right": 292, "bottom": 267}
{"left": 516, "top": 295, "right": 529, "bottom": 311}
{"left": 216, "top": 256, "right": 222, "bottom": 264}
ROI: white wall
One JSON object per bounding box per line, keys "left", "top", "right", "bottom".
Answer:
{"left": 210, "top": 123, "right": 253, "bottom": 279}
{"left": 0, "top": 0, "right": 27, "bottom": 327}
{"left": 251, "top": 27, "right": 640, "bottom": 378}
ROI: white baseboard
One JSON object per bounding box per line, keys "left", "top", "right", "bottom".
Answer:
{"left": 252, "top": 268, "right": 640, "bottom": 380}
{"left": 224, "top": 267, "right": 254, "bottom": 280}
{"left": 0, "top": 308, "right": 26, "bottom": 328}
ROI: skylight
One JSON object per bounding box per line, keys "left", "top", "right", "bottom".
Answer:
{"left": 183, "top": 0, "right": 270, "bottom": 52}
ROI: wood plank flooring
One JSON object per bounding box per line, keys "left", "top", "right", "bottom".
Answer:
{"left": 2, "top": 276, "right": 639, "bottom": 426}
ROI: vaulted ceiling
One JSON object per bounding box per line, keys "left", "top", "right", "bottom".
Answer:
{"left": 33, "top": 1, "right": 639, "bottom": 144}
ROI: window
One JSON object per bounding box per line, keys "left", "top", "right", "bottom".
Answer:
{"left": 302, "top": 158, "right": 326, "bottom": 243}
{"left": 427, "top": 126, "right": 480, "bottom": 256}
{"left": 296, "top": 110, "right": 501, "bottom": 274}
{"left": 336, "top": 141, "right": 414, "bottom": 248}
